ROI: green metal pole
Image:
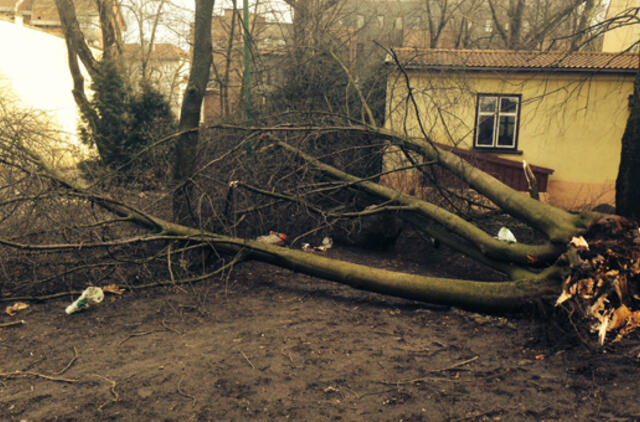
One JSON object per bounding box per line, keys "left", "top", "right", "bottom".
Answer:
{"left": 243, "top": 0, "right": 252, "bottom": 122}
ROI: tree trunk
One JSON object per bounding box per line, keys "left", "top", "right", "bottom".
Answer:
{"left": 507, "top": 0, "right": 524, "bottom": 49}
{"left": 173, "top": 0, "right": 215, "bottom": 223}
{"left": 54, "top": 0, "right": 98, "bottom": 76}
{"left": 55, "top": 0, "right": 123, "bottom": 161}
{"left": 13, "top": 114, "right": 639, "bottom": 343}
{"left": 96, "top": 0, "right": 123, "bottom": 61}
{"left": 616, "top": 54, "right": 640, "bottom": 222}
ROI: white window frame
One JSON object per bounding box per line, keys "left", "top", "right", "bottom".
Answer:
{"left": 474, "top": 94, "right": 520, "bottom": 150}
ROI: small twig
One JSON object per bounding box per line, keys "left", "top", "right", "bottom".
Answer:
{"left": 161, "top": 319, "right": 182, "bottom": 335}
{"left": 167, "top": 243, "right": 176, "bottom": 284}
{"left": 0, "top": 370, "right": 78, "bottom": 383}
{"left": 92, "top": 374, "right": 118, "bottom": 411}
{"left": 0, "top": 319, "right": 25, "bottom": 328}
{"left": 21, "top": 356, "right": 46, "bottom": 372}
{"left": 55, "top": 346, "right": 79, "bottom": 375}
{"left": 357, "top": 388, "right": 396, "bottom": 400}
{"left": 240, "top": 350, "right": 256, "bottom": 370}
{"left": 387, "top": 356, "right": 479, "bottom": 385}
{"left": 0, "top": 291, "right": 82, "bottom": 303}
{"left": 177, "top": 375, "right": 197, "bottom": 405}
{"left": 431, "top": 355, "right": 479, "bottom": 373}
{"left": 118, "top": 329, "right": 163, "bottom": 346}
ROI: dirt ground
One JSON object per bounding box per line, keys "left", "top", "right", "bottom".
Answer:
{"left": 2, "top": 233, "right": 640, "bottom": 421}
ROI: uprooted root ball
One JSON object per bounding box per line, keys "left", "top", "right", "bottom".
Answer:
{"left": 557, "top": 215, "right": 640, "bottom": 345}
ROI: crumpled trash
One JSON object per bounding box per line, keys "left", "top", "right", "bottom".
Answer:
{"left": 496, "top": 227, "right": 517, "bottom": 243}
{"left": 302, "top": 237, "right": 333, "bottom": 252}
{"left": 65, "top": 286, "right": 104, "bottom": 315}
{"left": 256, "top": 231, "right": 288, "bottom": 246}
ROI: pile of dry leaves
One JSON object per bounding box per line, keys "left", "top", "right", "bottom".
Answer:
{"left": 557, "top": 216, "right": 640, "bottom": 345}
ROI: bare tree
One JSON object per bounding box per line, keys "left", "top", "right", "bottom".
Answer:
{"left": 423, "top": 0, "right": 478, "bottom": 48}
{"left": 484, "top": 0, "right": 604, "bottom": 50}
{"left": 54, "top": 0, "right": 124, "bottom": 162}
{"left": 173, "top": 0, "right": 214, "bottom": 222}
{"left": 121, "top": 0, "right": 169, "bottom": 83}
{"left": 120, "top": 0, "right": 190, "bottom": 114}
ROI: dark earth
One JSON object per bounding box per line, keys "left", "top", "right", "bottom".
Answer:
{"left": 1, "top": 231, "right": 640, "bottom": 421}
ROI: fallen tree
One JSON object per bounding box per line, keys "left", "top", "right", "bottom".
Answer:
{"left": 1, "top": 101, "right": 639, "bottom": 347}
{"left": 0, "top": 0, "right": 627, "bottom": 350}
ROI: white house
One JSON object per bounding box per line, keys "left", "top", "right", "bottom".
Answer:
{"left": 0, "top": 19, "right": 94, "bottom": 166}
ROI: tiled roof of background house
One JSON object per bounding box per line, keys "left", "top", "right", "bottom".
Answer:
{"left": 31, "top": 0, "right": 97, "bottom": 23}
{"left": 388, "top": 48, "right": 640, "bottom": 73}
{"left": 18, "top": 0, "right": 32, "bottom": 13}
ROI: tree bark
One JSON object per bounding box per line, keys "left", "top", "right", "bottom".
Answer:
{"left": 616, "top": 53, "right": 640, "bottom": 222}
{"left": 173, "top": 0, "right": 215, "bottom": 223}
{"left": 54, "top": 0, "right": 98, "bottom": 76}
{"left": 55, "top": 0, "right": 123, "bottom": 162}
{"left": 96, "top": 0, "right": 123, "bottom": 61}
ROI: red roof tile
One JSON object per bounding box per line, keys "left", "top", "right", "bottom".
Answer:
{"left": 389, "top": 48, "right": 639, "bottom": 73}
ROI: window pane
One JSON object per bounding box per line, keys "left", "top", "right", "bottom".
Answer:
{"left": 479, "top": 96, "right": 497, "bottom": 113}
{"left": 477, "top": 115, "right": 495, "bottom": 146}
{"left": 500, "top": 97, "right": 518, "bottom": 113}
{"left": 497, "top": 115, "right": 516, "bottom": 147}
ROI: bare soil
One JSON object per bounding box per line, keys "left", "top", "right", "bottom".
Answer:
{"left": 1, "top": 233, "right": 640, "bottom": 421}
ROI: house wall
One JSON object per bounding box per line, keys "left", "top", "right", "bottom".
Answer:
{"left": 203, "top": 9, "right": 291, "bottom": 121}
{"left": 385, "top": 69, "right": 634, "bottom": 209}
{"left": 0, "top": 19, "right": 94, "bottom": 167}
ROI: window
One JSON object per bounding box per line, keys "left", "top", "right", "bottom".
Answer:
{"left": 484, "top": 19, "right": 493, "bottom": 33}
{"left": 475, "top": 94, "right": 520, "bottom": 150}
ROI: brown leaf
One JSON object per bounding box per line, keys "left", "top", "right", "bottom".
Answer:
{"left": 5, "top": 302, "right": 29, "bottom": 317}
{"left": 609, "top": 305, "right": 632, "bottom": 331}
{"left": 604, "top": 269, "right": 620, "bottom": 278}
{"left": 615, "top": 311, "right": 640, "bottom": 341}
{"left": 103, "top": 284, "right": 125, "bottom": 295}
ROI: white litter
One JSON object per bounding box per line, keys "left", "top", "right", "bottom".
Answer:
{"left": 65, "top": 286, "right": 104, "bottom": 315}
{"left": 496, "top": 227, "right": 517, "bottom": 243}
